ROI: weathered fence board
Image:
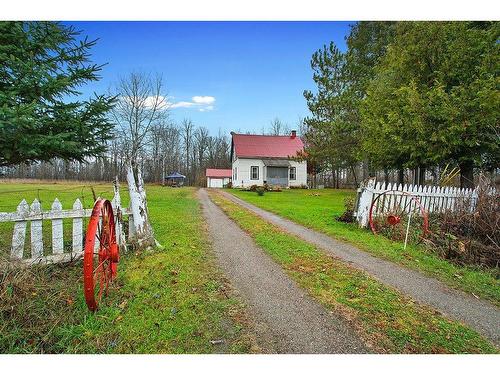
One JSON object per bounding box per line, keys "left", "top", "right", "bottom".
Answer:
{"left": 30, "top": 199, "right": 43, "bottom": 259}
{"left": 51, "top": 199, "right": 63, "bottom": 254}
{"left": 72, "top": 199, "right": 83, "bottom": 253}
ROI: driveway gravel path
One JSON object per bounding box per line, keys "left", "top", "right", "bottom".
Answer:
{"left": 220, "top": 190, "right": 500, "bottom": 346}
{"left": 198, "top": 189, "right": 369, "bottom": 353}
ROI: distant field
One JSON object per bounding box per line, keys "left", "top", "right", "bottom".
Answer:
{"left": 229, "top": 188, "right": 500, "bottom": 306}
{"left": 0, "top": 182, "right": 255, "bottom": 353}
{"left": 0, "top": 181, "right": 118, "bottom": 210}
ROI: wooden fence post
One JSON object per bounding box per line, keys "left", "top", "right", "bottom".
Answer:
{"left": 355, "top": 177, "right": 376, "bottom": 228}
{"left": 11, "top": 199, "right": 28, "bottom": 260}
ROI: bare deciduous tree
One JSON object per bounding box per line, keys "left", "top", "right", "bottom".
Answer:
{"left": 269, "top": 117, "right": 291, "bottom": 136}
{"left": 111, "top": 72, "right": 169, "bottom": 169}
{"left": 110, "top": 72, "right": 170, "bottom": 248}
{"left": 180, "top": 119, "right": 194, "bottom": 184}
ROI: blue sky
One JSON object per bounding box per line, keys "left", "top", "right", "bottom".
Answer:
{"left": 68, "top": 21, "right": 352, "bottom": 135}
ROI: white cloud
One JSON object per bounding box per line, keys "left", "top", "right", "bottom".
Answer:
{"left": 199, "top": 105, "right": 214, "bottom": 112}
{"left": 144, "top": 95, "right": 169, "bottom": 109}
{"left": 169, "top": 101, "right": 195, "bottom": 109}
{"left": 168, "top": 95, "right": 216, "bottom": 112}
{"left": 122, "top": 95, "right": 169, "bottom": 110}
{"left": 192, "top": 96, "right": 215, "bottom": 105}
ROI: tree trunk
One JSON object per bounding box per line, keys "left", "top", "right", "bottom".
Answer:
{"left": 362, "top": 160, "right": 369, "bottom": 180}
{"left": 126, "top": 163, "right": 156, "bottom": 249}
{"left": 459, "top": 160, "right": 475, "bottom": 189}
{"left": 398, "top": 168, "right": 404, "bottom": 185}
{"left": 431, "top": 167, "right": 439, "bottom": 186}
{"left": 419, "top": 167, "right": 426, "bottom": 186}
{"left": 412, "top": 168, "right": 418, "bottom": 185}
{"left": 350, "top": 164, "right": 358, "bottom": 187}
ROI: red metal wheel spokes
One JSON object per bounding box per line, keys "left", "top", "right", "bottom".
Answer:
{"left": 84, "top": 199, "right": 119, "bottom": 312}
{"left": 369, "top": 190, "right": 429, "bottom": 244}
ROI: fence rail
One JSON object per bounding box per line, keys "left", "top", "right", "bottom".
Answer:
{"left": 0, "top": 180, "right": 130, "bottom": 266}
{"left": 354, "top": 178, "right": 479, "bottom": 227}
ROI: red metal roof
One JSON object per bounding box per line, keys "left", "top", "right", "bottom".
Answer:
{"left": 206, "top": 168, "right": 232, "bottom": 178}
{"left": 232, "top": 133, "right": 304, "bottom": 158}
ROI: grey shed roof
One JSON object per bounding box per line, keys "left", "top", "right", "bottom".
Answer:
{"left": 165, "top": 172, "right": 186, "bottom": 179}
{"left": 262, "top": 159, "right": 291, "bottom": 167}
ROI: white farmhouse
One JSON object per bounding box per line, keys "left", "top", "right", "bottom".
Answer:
{"left": 230, "top": 131, "right": 307, "bottom": 188}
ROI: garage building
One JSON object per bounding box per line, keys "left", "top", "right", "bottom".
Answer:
{"left": 206, "top": 168, "right": 232, "bottom": 188}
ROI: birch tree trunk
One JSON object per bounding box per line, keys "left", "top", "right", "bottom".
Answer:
{"left": 126, "top": 163, "right": 155, "bottom": 249}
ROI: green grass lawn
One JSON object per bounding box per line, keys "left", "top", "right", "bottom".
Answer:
{"left": 228, "top": 188, "right": 500, "bottom": 306}
{"left": 0, "top": 182, "right": 257, "bottom": 353}
{"left": 210, "top": 190, "right": 497, "bottom": 353}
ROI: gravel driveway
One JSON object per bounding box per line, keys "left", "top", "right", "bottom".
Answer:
{"left": 220, "top": 190, "right": 500, "bottom": 346}
{"left": 198, "top": 189, "right": 369, "bottom": 353}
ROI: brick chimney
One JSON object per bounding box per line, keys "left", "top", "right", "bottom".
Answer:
{"left": 290, "top": 130, "right": 297, "bottom": 139}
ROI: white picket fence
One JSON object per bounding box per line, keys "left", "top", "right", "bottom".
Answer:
{"left": 0, "top": 180, "right": 130, "bottom": 266}
{"left": 354, "top": 177, "right": 478, "bottom": 227}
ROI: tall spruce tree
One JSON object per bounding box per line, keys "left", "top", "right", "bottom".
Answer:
{"left": 303, "top": 22, "right": 396, "bottom": 183}
{"left": 0, "top": 21, "right": 115, "bottom": 167}
{"left": 303, "top": 42, "right": 358, "bottom": 176}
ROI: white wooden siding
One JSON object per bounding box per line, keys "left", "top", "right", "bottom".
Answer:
{"left": 231, "top": 158, "right": 307, "bottom": 188}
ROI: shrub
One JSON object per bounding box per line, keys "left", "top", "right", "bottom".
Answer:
{"left": 249, "top": 184, "right": 258, "bottom": 192}
{"left": 290, "top": 184, "right": 309, "bottom": 189}
{"left": 337, "top": 197, "right": 355, "bottom": 223}
{"left": 225, "top": 181, "right": 233, "bottom": 189}
{"left": 423, "top": 179, "right": 499, "bottom": 269}
{"left": 256, "top": 187, "right": 265, "bottom": 196}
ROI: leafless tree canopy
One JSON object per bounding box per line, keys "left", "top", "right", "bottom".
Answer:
{"left": 268, "top": 117, "right": 291, "bottom": 136}
{"left": 111, "top": 72, "right": 169, "bottom": 165}
{"left": 2, "top": 119, "right": 232, "bottom": 185}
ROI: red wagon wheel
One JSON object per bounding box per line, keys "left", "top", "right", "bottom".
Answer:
{"left": 369, "top": 190, "right": 429, "bottom": 245}
{"left": 84, "top": 199, "right": 119, "bottom": 312}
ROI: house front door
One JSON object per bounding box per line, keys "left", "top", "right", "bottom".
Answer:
{"left": 266, "top": 167, "right": 288, "bottom": 187}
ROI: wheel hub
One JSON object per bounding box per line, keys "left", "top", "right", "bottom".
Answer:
{"left": 387, "top": 215, "right": 401, "bottom": 226}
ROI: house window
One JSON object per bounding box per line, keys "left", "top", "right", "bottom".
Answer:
{"left": 290, "top": 167, "right": 296, "bottom": 180}
{"left": 250, "top": 166, "right": 259, "bottom": 180}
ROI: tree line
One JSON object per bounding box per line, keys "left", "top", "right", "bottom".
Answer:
{"left": 303, "top": 21, "right": 499, "bottom": 188}
{"left": 1, "top": 115, "right": 232, "bottom": 185}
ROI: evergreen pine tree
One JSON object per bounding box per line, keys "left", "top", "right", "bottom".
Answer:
{"left": 0, "top": 21, "right": 115, "bottom": 166}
